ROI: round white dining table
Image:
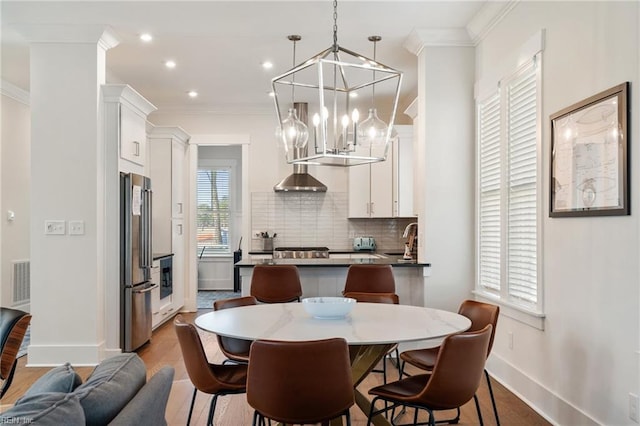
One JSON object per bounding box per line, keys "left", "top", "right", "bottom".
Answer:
{"left": 195, "top": 302, "right": 470, "bottom": 345}
{"left": 195, "top": 302, "right": 471, "bottom": 426}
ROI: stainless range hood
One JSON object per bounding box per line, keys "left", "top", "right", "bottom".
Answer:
{"left": 274, "top": 102, "right": 327, "bottom": 192}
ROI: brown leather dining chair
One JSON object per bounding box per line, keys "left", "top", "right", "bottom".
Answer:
{"left": 174, "top": 315, "right": 247, "bottom": 426}
{"left": 367, "top": 325, "right": 493, "bottom": 426}
{"left": 343, "top": 291, "right": 400, "bottom": 384}
{"left": 342, "top": 264, "right": 396, "bottom": 294}
{"left": 250, "top": 264, "right": 303, "bottom": 303}
{"left": 400, "top": 299, "right": 501, "bottom": 425}
{"left": 247, "top": 337, "right": 354, "bottom": 425}
{"left": 212, "top": 296, "right": 257, "bottom": 364}
{"left": 0, "top": 307, "right": 32, "bottom": 398}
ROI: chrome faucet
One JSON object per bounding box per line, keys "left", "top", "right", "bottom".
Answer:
{"left": 402, "top": 222, "right": 418, "bottom": 238}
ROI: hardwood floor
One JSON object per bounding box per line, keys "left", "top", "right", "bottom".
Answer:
{"left": 1, "top": 310, "right": 551, "bottom": 425}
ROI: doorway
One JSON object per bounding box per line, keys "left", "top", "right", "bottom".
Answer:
{"left": 187, "top": 136, "right": 249, "bottom": 312}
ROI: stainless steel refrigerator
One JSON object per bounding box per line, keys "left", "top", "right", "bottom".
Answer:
{"left": 120, "top": 172, "right": 157, "bottom": 352}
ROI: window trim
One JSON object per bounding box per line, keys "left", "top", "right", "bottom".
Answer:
{"left": 475, "top": 33, "right": 545, "bottom": 328}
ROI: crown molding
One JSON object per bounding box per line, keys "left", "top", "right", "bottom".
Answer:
{"left": 403, "top": 28, "right": 473, "bottom": 55}
{"left": 1, "top": 80, "right": 30, "bottom": 105}
{"left": 148, "top": 125, "right": 191, "bottom": 143}
{"left": 466, "top": 0, "right": 519, "bottom": 45}
{"left": 404, "top": 1, "right": 517, "bottom": 56}
{"left": 150, "top": 105, "right": 273, "bottom": 116}
{"left": 9, "top": 24, "right": 120, "bottom": 48}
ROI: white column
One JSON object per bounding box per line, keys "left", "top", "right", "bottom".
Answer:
{"left": 15, "top": 25, "right": 119, "bottom": 365}
{"left": 404, "top": 30, "right": 476, "bottom": 311}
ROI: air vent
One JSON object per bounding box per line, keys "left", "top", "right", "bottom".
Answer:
{"left": 12, "top": 260, "right": 30, "bottom": 304}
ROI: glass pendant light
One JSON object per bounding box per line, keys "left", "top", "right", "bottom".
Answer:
{"left": 281, "top": 107, "right": 309, "bottom": 148}
{"left": 278, "top": 35, "right": 308, "bottom": 153}
{"left": 359, "top": 36, "right": 390, "bottom": 148}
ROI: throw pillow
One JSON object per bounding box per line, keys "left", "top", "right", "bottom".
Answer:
{"left": 73, "top": 353, "right": 146, "bottom": 426}
{"left": 0, "top": 392, "right": 85, "bottom": 426}
{"left": 18, "top": 362, "right": 82, "bottom": 402}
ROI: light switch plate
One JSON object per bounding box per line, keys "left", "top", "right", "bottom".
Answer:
{"left": 69, "top": 220, "right": 85, "bottom": 235}
{"left": 45, "top": 220, "right": 65, "bottom": 235}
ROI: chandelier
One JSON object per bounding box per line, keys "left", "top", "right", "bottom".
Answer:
{"left": 272, "top": 0, "right": 403, "bottom": 167}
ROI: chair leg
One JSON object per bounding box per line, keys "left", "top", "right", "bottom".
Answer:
{"left": 207, "top": 394, "right": 219, "bottom": 426}
{"left": 473, "top": 394, "right": 484, "bottom": 426}
{"left": 345, "top": 408, "right": 351, "bottom": 426}
{"left": 252, "top": 410, "right": 259, "bottom": 426}
{"left": 485, "top": 369, "right": 501, "bottom": 425}
{"left": 394, "top": 347, "right": 401, "bottom": 381}
{"left": 186, "top": 387, "right": 197, "bottom": 426}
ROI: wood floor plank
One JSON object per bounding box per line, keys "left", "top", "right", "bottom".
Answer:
{"left": 1, "top": 310, "right": 551, "bottom": 425}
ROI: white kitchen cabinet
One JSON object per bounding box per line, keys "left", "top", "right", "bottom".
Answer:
{"left": 348, "top": 126, "right": 415, "bottom": 218}
{"left": 171, "top": 218, "right": 185, "bottom": 309}
{"left": 149, "top": 127, "right": 190, "bottom": 253}
{"left": 102, "top": 84, "right": 156, "bottom": 172}
{"left": 393, "top": 125, "right": 415, "bottom": 217}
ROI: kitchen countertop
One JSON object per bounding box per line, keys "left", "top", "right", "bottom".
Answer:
{"left": 235, "top": 255, "right": 429, "bottom": 268}
{"left": 248, "top": 249, "right": 406, "bottom": 255}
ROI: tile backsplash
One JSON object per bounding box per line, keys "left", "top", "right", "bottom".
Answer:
{"left": 251, "top": 192, "right": 416, "bottom": 252}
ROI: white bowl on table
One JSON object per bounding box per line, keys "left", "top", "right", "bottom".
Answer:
{"left": 302, "top": 297, "right": 356, "bottom": 319}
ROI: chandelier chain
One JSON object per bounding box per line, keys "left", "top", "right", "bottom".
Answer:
{"left": 332, "top": 0, "right": 338, "bottom": 51}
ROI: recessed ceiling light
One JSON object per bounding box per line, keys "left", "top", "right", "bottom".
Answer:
{"left": 140, "top": 33, "right": 153, "bottom": 42}
{"left": 262, "top": 61, "right": 273, "bottom": 70}
{"left": 188, "top": 91, "right": 198, "bottom": 98}
{"left": 349, "top": 92, "right": 358, "bottom": 98}
{"left": 165, "top": 60, "right": 176, "bottom": 69}
{"left": 268, "top": 91, "right": 275, "bottom": 97}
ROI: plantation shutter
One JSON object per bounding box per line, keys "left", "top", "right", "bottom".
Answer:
{"left": 478, "top": 92, "right": 502, "bottom": 294}
{"left": 506, "top": 64, "right": 538, "bottom": 304}
{"left": 197, "top": 167, "right": 231, "bottom": 255}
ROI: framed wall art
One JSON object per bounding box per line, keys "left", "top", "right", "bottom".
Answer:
{"left": 550, "top": 82, "right": 629, "bottom": 217}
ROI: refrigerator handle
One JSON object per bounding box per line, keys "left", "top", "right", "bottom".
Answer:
{"left": 141, "top": 187, "right": 153, "bottom": 270}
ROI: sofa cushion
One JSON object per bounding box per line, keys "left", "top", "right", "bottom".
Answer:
{"left": 73, "top": 353, "right": 146, "bottom": 426}
{"left": 18, "top": 362, "right": 82, "bottom": 401}
{"left": 0, "top": 392, "right": 85, "bottom": 426}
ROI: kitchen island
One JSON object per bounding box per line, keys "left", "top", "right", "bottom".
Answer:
{"left": 235, "top": 255, "right": 429, "bottom": 307}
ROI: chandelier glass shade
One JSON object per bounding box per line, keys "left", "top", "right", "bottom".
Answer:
{"left": 272, "top": 4, "right": 402, "bottom": 166}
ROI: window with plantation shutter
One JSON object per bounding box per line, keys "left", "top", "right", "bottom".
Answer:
{"left": 197, "top": 167, "right": 231, "bottom": 256}
{"left": 506, "top": 67, "right": 538, "bottom": 304}
{"left": 476, "top": 53, "right": 542, "bottom": 316}
{"left": 478, "top": 93, "right": 501, "bottom": 295}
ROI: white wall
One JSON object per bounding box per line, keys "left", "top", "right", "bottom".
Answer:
{"left": 1, "top": 83, "right": 30, "bottom": 309}
{"left": 417, "top": 47, "right": 476, "bottom": 311}
{"left": 476, "top": 2, "right": 639, "bottom": 425}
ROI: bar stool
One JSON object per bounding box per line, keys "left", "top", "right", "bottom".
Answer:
{"left": 250, "top": 264, "right": 302, "bottom": 303}
{"left": 342, "top": 264, "right": 395, "bottom": 294}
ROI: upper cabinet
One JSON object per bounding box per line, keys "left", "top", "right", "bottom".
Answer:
{"left": 348, "top": 145, "right": 394, "bottom": 218}
{"left": 148, "top": 126, "right": 190, "bottom": 253}
{"left": 393, "top": 125, "right": 415, "bottom": 217}
{"left": 102, "top": 84, "right": 157, "bottom": 173}
{"left": 348, "top": 125, "right": 415, "bottom": 218}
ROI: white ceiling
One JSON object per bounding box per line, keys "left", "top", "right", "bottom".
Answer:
{"left": 1, "top": 1, "right": 488, "bottom": 115}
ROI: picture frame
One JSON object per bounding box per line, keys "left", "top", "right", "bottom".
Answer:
{"left": 550, "top": 82, "right": 629, "bottom": 217}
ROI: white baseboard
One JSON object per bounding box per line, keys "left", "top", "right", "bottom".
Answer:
{"left": 486, "top": 353, "right": 599, "bottom": 426}
{"left": 26, "top": 342, "right": 105, "bottom": 367}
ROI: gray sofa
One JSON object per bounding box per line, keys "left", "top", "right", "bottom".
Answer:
{"left": 0, "top": 353, "right": 174, "bottom": 426}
